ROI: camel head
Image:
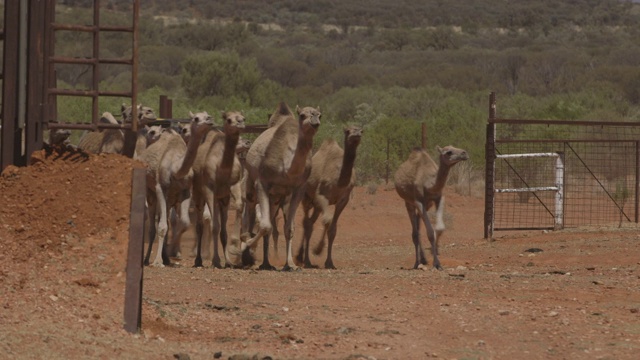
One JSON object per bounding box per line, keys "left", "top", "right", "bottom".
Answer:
{"left": 344, "top": 125, "right": 363, "bottom": 147}
{"left": 145, "top": 125, "right": 165, "bottom": 146}
{"left": 121, "top": 103, "right": 158, "bottom": 126}
{"left": 235, "top": 137, "right": 252, "bottom": 155}
{"left": 295, "top": 105, "right": 321, "bottom": 134}
{"left": 178, "top": 122, "right": 191, "bottom": 143}
{"left": 436, "top": 145, "right": 469, "bottom": 166}
{"left": 49, "top": 129, "right": 72, "bottom": 146}
{"left": 221, "top": 111, "right": 246, "bottom": 135}
{"left": 188, "top": 111, "right": 215, "bottom": 137}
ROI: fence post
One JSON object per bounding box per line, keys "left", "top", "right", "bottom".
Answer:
{"left": 484, "top": 92, "right": 497, "bottom": 239}
{"left": 124, "top": 167, "right": 146, "bottom": 333}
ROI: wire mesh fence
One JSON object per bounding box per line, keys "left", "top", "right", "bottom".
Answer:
{"left": 485, "top": 119, "right": 640, "bottom": 237}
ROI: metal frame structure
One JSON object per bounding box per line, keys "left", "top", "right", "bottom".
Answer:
{"left": 484, "top": 92, "right": 640, "bottom": 239}
{"left": 1, "top": 0, "right": 140, "bottom": 171}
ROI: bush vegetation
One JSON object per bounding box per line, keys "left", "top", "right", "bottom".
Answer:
{"left": 49, "top": 0, "right": 640, "bottom": 185}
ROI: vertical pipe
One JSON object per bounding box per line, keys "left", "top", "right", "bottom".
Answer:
{"left": 92, "top": 0, "right": 100, "bottom": 126}
{"left": 385, "top": 137, "right": 390, "bottom": 185}
{"left": 159, "top": 95, "right": 169, "bottom": 118}
{"left": 131, "top": 0, "right": 139, "bottom": 131}
{"left": 554, "top": 152, "right": 564, "bottom": 230}
{"left": 484, "top": 92, "right": 497, "bottom": 239}
{"left": 635, "top": 141, "right": 639, "bottom": 223}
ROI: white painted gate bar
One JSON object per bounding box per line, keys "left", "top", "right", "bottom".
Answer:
{"left": 495, "top": 152, "right": 565, "bottom": 230}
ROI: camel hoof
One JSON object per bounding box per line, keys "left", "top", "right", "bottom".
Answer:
{"left": 325, "top": 264, "right": 337, "bottom": 270}
{"left": 434, "top": 264, "right": 443, "bottom": 271}
{"left": 151, "top": 262, "right": 165, "bottom": 268}
{"left": 303, "top": 263, "right": 319, "bottom": 269}
{"left": 212, "top": 262, "right": 224, "bottom": 269}
{"left": 258, "top": 263, "right": 277, "bottom": 271}
{"left": 416, "top": 264, "right": 429, "bottom": 271}
{"left": 193, "top": 259, "right": 204, "bottom": 268}
{"left": 281, "top": 264, "right": 300, "bottom": 272}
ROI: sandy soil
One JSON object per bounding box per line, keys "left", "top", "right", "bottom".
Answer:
{"left": 1, "top": 147, "right": 639, "bottom": 360}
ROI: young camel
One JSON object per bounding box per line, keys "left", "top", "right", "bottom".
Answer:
{"left": 190, "top": 111, "right": 246, "bottom": 268}
{"left": 139, "top": 112, "right": 214, "bottom": 267}
{"left": 394, "top": 145, "right": 468, "bottom": 270}
{"left": 242, "top": 102, "right": 321, "bottom": 271}
{"left": 296, "top": 125, "right": 363, "bottom": 269}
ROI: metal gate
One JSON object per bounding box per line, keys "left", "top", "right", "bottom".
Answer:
{"left": 1, "top": 1, "right": 140, "bottom": 171}
{"left": 484, "top": 93, "right": 640, "bottom": 238}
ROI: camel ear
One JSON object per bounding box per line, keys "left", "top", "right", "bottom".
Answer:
{"left": 436, "top": 145, "right": 443, "bottom": 154}
{"left": 121, "top": 103, "right": 127, "bottom": 112}
{"left": 221, "top": 111, "right": 228, "bottom": 120}
{"left": 189, "top": 111, "right": 195, "bottom": 119}
{"left": 296, "top": 105, "right": 301, "bottom": 114}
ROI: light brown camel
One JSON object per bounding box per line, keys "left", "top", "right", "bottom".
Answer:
{"left": 77, "top": 104, "right": 157, "bottom": 154}
{"left": 134, "top": 125, "right": 164, "bottom": 159}
{"left": 296, "top": 125, "right": 363, "bottom": 269}
{"left": 192, "top": 137, "right": 252, "bottom": 261}
{"left": 394, "top": 145, "right": 469, "bottom": 270}
{"left": 139, "top": 111, "right": 214, "bottom": 267}
{"left": 242, "top": 102, "right": 321, "bottom": 271}
{"left": 190, "top": 111, "right": 246, "bottom": 268}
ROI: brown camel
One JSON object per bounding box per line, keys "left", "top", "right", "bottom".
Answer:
{"left": 394, "top": 145, "right": 469, "bottom": 270}
{"left": 134, "top": 125, "right": 164, "bottom": 159}
{"left": 242, "top": 102, "right": 321, "bottom": 271}
{"left": 190, "top": 111, "right": 246, "bottom": 268}
{"left": 296, "top": 125, "right": 363, "bottom": 269}
{"left": 139, "top": 111, "right": 214, "bottom": 267}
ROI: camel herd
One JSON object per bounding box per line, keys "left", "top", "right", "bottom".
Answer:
{"left": 72, "top": 102, "right": 468, "bottom": 271}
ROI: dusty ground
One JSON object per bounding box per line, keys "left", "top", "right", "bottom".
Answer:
{"left": 1, "top": 147, "right": 639, "bottom": 360}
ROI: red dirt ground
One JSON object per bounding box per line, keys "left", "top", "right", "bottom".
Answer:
{"left": 1, "top": 147, "right": 639, "bottom": 360}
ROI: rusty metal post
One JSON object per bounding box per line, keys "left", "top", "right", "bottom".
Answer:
{"left": 124, "top": 167, "right": 146, "bottom": 334}
{"left": 484, "top": 92, "right": 497, "bottom": 239}
{"left": 25, "top": 0, "right": 46, "bottom": 164}
{"left": 159, "top": 95, "right": 173, "bottom": 119}
{"left": 1, "top": 1, "right": 20, "bottom": 171}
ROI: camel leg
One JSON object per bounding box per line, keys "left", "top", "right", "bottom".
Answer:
{"left": 192, "top": 206, "right": 212, "bottom": 259}
{"left": 218, "top": 197, "right": 232, "bottom": 268}
{"left": 300, "top": 205, "right": 321, "bottom": 268}
{"left": 243, "top": 182, "right": 275, "bottom": 270}
{"left": 311, "top": 195, "right": 331, "bottom": 256}
{"left": 405, "top": 202, "right": 427, "bottom": 269}
{"left": 282, "top": 187, "right": 305, "bottom": 271}
{"left": 324, "top": 196, "right": 349, "bottom": 270}
{"left": 420, "top": 203, "right": 442, "bottom": 270}
{"left": 433, "top": 196, "right": 445, "bottom": 256}
{"left": 151, "top": 185, "right": 169, "bottom": 267}
{"left": 192, "top": 200, "right": 206, "bottom": 268}
{"left": 169, "top": 198, "right": 190, "bottom": 260}
{"left": 144, "top": 196, "right": 157, "bottom": 266}
{"left": 211, "top": 196, "right": 224, "bottom": 269}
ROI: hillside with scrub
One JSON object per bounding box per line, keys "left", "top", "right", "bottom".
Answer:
{"left": 47, "top": 0, "right": 640, "bottom": 186}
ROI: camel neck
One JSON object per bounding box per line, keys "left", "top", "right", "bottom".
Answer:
{"left": 432, "top": 162, "right": 451, "bottom": 193}
{"left": 219, "top": 132, "right": 240, "bottom": 178}
{"left": 287, "top": 130, "right": 314, "bottom": 179}
{"left": 337, "top": 143, "right": 358, "bottom": 188}
{"left": 175, "top": 132, "right": 200, "bottom": 179}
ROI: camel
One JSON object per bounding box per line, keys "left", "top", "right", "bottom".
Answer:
{"left": 190, "top": 111, "right": 246, "bottom": 268}
{"left": 185, "top": 137, "right": 252, "bottom": 261}
{"left": 296, "top": 125, "right": 363, "bottom": 269}
{"left": 134, "top": 125, "right": 164, "bottom": 159}
{"left": 394, "top": 145, "right": 469, "bottom": 270}
{"left": 139, "top": 111, "right": 214, "bottom": 267}
{"left": 77, "top": 104, "right": 157, "bottom": 154}
{"left": 241, "top": 102, "right": 321, "bottom": 271}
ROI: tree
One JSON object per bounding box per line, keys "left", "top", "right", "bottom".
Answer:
{"left": 181, "top": 51, "right": 263, "bottom": 103}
